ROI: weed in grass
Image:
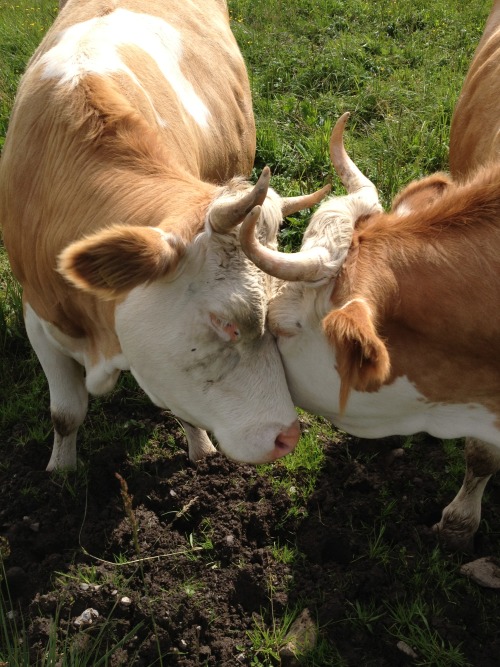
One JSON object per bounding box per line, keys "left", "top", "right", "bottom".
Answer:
{"left": 270, "top": 540, "right": 301, "bottom": 566}
{"left": 366, "top": 523, "right": 392, "bottom": 565}
{"left": 49, "top": 464, "right": 90, "bottom": 501}
{"left": 386, "top": 598, "right": 470, "bottom": 667}
{"left": 345, "top": 599, "right": 385, "bottom": 635}
{"left": 246, "top": 605, "right": 299, "bottom": 666}
{"left": 115, "top": 472, "right": 140, "bottom": 558}
{"left": 56, "top": 564, "right": 102, "bottom": 587}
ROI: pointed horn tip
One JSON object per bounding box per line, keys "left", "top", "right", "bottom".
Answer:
{"left": 255, "top": 166, "right": 271, "bottom": 188}
{"left": 248, "top": 204, "right": 261, "bottom": 219}
{"left": 241, "top": 204, "right": 261, "bottom": 230}
{"left": 330, "top": 111, "right": 351, "bottom": 142}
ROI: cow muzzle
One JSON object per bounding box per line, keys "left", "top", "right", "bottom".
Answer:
{"left": 270, "top": 419, "right": 301, "bottom": 460}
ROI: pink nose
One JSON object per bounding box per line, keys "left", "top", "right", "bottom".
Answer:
{"left": 272, "top": 419, "right": 301, "bottom": 460}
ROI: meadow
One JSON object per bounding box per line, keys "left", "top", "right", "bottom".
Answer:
{"left": 1, "top": 1, "right": 499, "bottom": 665}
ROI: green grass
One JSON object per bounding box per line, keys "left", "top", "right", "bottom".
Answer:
{"left": 0, "top": 0, "right": 494, "bottom": 665}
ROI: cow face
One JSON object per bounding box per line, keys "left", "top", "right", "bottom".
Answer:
{"left": 58, "top": 176, "right": 311, "bottom": 463}
{"left": 114, "top": 238, "right": 298, "bottom": 463}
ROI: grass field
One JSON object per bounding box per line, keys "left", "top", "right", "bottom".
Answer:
{"left": 0, "top": 1, "right": 497, "bottom": 665}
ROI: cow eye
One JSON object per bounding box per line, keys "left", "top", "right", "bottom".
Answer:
{"left": 209, "top": 312, "right": 241, "bottom": 342}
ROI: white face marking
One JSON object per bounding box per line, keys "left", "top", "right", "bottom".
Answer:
{"left": 277, "top": 321, "right": 500, "bottom": 448}
{"left": 113, "top": 239, "right": 299, "bottom": 464}
{"left": 40, "top": 8, "right": 210, "bottom": 127}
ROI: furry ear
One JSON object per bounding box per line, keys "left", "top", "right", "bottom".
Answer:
{"left": 58, "top": 225, "right": 186, "bottom": 299}
{"left": 322, "top": 299, "right": 390, "bottom": 412}
{"left": 392, "top": 173, "right": 453, "bottom": 216}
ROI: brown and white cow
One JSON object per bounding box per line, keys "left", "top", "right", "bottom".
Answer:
{"left": 239, "top": 2, "right": 500, "bottom": 552}
{"left": 0, "top": 0, "right": 328, "bottom": 470}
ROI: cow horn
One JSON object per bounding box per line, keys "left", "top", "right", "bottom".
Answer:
{"left": 281, "top": 183, "right": 332, "bottom": 217}
{"left": 240, "top": 205, "right": 331, "bottom": 282}
{"left": 329, "top": 112, "right": 380, "bottom": 206}
{"left": 209, "top": 167, "right": 271, "bottom": 234}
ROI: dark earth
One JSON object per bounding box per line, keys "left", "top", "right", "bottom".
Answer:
{"left": 1, "top": 393, "right": 500, "bottom": 666}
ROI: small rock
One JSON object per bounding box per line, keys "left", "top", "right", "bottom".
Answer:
{"left": 73, "top": 608, "right": 99, "bottom": 627}
{"left": 179, "top": 639, "right": 188, "bottom": 650}
{"left": 460, "top": 557, "right": 500, "bottom": 588}
{"left": 236, "top": 653, "right": 246, "bottom": 663}
{"left": 397, "top": 640, "right": 418, "bottom": 659}
{"left": 80, "top": 583, "right": 90, "bottom": 591}
{"left": 280, "top": 608, "right": 318, "bottom": 666}
{"left": 225, "top": 534, "right": 235, "bottom": 546}
{"left": 120, "top": 596, "right": 132, "bottom": 607}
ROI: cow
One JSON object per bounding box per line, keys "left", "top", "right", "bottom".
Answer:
{"left": 0, "top": 0, "right": 329, "bottom": 471}
{"left": 238, "top": 0, "right": 500, "bottom": 553}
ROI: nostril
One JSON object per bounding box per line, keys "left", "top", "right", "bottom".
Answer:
{"left": 273, "top": 419, "right": 300, "bottom": 458}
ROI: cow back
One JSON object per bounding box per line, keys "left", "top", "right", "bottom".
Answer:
{"left": 449, "top": 0, "right": 500, "bottom": 179}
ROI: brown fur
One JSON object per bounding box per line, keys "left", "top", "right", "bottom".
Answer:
{"left": 324, "top": 163, "right": 500, "bottom": 415}
{"left": 58, "top": 225, "right": 187, "bottom": 299}
{"left": 0, "top": 0, "right": 255, "bottom": 361}
{"left": 391, "top": 173, "right": 453, "bottom": 214}
{"left": 449, "top": 0, "right": 500, "bottom": 180}
{"left": 322, "top": 300, "right": 390, "bottom": 413}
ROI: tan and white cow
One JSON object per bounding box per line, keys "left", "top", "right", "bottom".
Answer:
{"left": 0, "top": 0, "right": 328, "bottom": 470}
{"left": 239, "top": 1, "right": 500, "bottom": 551}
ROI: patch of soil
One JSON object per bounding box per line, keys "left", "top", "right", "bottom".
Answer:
{"left": 1, "top": 408, "right": 500, "bottom": 666}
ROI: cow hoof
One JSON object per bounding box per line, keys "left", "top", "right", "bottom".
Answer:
{"left": 432, "top": 520, "right": 475, "bottom": 553}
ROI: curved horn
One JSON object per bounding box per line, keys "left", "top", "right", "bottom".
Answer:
{"left": 329, "top": 112, "right": 380, "bottom": 205}
{"left": 209, "top": 167, "right": 271, "bottom": 234}
{"left": 281, "top": 183, "right": 332, "bottom": 217}
{"left": 240, "top": 205, "right": 331, "bottom": 282}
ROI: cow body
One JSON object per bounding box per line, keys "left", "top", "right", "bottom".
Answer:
{"left": 240, "top": 1, "right": 500, "bottom": 550}
{"left": 0, "top": 0, "right": 312, "bottom": 469}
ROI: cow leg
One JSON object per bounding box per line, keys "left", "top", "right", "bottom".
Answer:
{"left": 25, "top": 307, "right": 88, "bottom": 471}
{"left": 434, "top": 438, "right": 500, "bottom": 551}
{"left": 180, "top": 421, "right": 217, "bottom": 462}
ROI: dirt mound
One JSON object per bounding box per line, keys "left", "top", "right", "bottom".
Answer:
{"left": 1, "top": 417, "right": 500, "bottom": 665}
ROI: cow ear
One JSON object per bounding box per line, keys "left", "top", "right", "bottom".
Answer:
{"left": 322, "top": 299, "right": 390, "bottom": 413}
{"left": 58, "top": 225, "right": 186, "bottom": 299}
{"left": 392, "top": 173, "right": 453, "bottom": 215}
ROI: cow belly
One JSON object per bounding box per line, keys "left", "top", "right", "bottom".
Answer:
{"left": 278, "top": 330, "right": 500, "bottom": 447}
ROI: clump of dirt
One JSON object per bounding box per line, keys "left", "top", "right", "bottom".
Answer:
{"left": 1, "top": 409, "right": 500, "bottom": 666}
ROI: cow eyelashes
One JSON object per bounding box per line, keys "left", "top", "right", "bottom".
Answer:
{"left": 209, "top": 313, "right": 241, "bottom": 342}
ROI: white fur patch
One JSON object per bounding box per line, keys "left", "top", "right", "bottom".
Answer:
{"left": 25, "top": 305, "right": 128, "bottom": 395}
{"left": 278, "top": 326, "right": 500, "bottom": 448}
{"left": 40, "top": 8, "right": 210, "bottom": 127}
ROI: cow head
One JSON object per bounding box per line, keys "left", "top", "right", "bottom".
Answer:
{"left": 239, "top": 114, "right": 457, "bottom": 417}
{"left": 58, "top": 169, "right": 328, "bottom": 462}
{"left": 239, "top": 114, "right": 391, "bottom": 415}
